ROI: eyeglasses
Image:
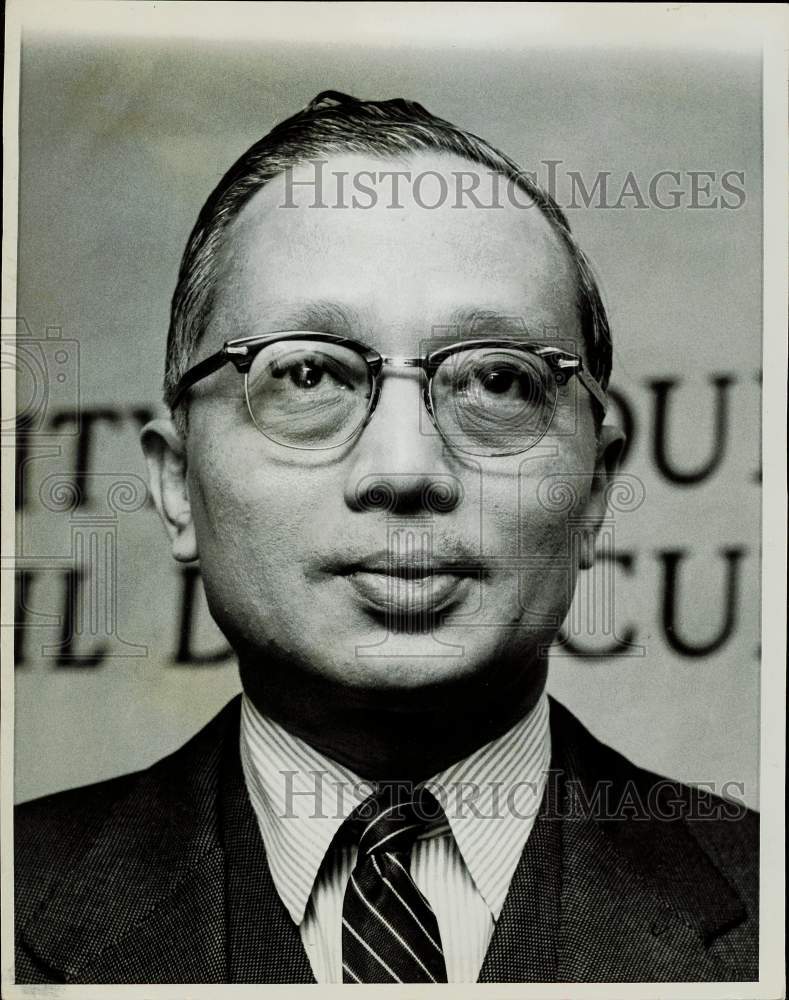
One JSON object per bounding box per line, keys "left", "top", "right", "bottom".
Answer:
{"left": 171, "top": 331, "right": 607, "bottom": 457}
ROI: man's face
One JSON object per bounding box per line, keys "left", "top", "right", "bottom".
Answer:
{"left": 167, "top": 152, "right": 613, "bottom": 704}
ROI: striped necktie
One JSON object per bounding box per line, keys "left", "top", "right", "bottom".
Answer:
{"left": 341, "top": 788, "right": 449, "bottom": 984}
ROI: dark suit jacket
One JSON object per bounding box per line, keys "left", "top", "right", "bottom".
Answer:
{"left": 15, "top": 696, "right": 758, "bottom": 983}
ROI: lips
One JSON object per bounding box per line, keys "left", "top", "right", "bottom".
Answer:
{"left": 345, "top": 569, "right": 471, "bottom": 617}
{"left": 335, "top": 550, "right": 481, "bottom": 619}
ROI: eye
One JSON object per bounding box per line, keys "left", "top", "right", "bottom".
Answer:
{"left": 278, "top": 359, "right": 325, "bottom": 390}
{"left": 270, "top": 355, "right": 353, "bottom": 392}
{"left": 478, "top": 366, "right": 518, "bottom": 395}
{"left": 458, "top": 358, "right": 545, "bottom": 406}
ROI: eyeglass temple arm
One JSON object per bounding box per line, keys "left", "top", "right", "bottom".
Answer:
{"left": 575, "top": 367, "right": 608, "bottom": 415}
{"left": 170, "top": 348, "right": 232, "bottom": 410}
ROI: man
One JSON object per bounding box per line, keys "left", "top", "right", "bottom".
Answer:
{"left": 15, "top": 92, "right": 758, "bottom": 984}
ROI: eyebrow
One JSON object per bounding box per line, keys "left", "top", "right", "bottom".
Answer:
{"left": 444, "top": 308, "right": 534, "bottom": 337}
{"left": 255, "top": 302, "right": 544, "bottom": 340}
{"left": 254, "top": 300, "right": 361, "bottom": 337}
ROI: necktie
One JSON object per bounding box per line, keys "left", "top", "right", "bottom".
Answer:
{"left": 341, "top": 788, "right": 449, "bottom": 983}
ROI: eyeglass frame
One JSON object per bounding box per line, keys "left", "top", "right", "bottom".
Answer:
{"left": 170, "top": 330, "right": 608, "bottom": 453}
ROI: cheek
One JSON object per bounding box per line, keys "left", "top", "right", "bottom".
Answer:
{"left": 483, "top": 496, "right": 576, "bottom": 572}
{"left": 482, "top": 441, "right": 596, "bottom": 550}
{"left": 186, "top": 438, "right": 313, "bottom": 583}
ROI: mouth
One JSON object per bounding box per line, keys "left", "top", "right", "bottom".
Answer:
{"left": 345, "top": 569, "right": 471, "bottom": 617}
{"left": 336, "top": 551, "right": 481, "bottom": 619}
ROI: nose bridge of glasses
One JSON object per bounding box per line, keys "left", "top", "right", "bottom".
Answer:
{"left": 373, "top": 357, "right": 432, "bottom": 402}
{"left": 362, "top": 355, "right": 438, "bottom": 437}
{"left": 377, "top": 356, "right": 437, "bottom": 419}
{"left": 381, "top": 356, "right": 427, "bottom": 370}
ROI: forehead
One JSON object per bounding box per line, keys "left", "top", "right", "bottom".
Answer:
{"left": 207, "top": 151, "right": 580, "bottom": 357}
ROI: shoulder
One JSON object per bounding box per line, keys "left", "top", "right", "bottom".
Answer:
{"left": 15, "top": 696, "right": 242, "bottom": 929}
{"left": 543, "top": 698, "right": 758, "bottom": 980}
{"left": 15, "top": 769, "right": 143, "bottom": 930}
{"left": 16, "top": 768, "right": 138, "bottom": 858}
{"left": 548, "top": 696, "right": 759, "bottom": 821}
{"left": 548, "top": 696, "right": 759, "bottom": 903}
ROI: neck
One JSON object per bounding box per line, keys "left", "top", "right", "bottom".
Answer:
{"left": 239, "top": 651, "right": 548, "bottom": 782}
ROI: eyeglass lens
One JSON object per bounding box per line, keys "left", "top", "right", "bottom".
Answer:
{"left": 244, "top": 340, "right": 558, "bottom": 454}
{"left": 429, "top": 346, "right": 557, "bottom": 456}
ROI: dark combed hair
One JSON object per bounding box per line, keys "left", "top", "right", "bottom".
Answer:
{"left": 165, "top": 90, "right": 612, "bottom": 431}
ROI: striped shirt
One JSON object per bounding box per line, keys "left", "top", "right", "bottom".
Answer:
{"left": 240, "top": 691, "right": 550, "bottom": 983}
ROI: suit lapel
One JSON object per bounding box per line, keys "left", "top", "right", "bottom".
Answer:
{"left": 483, "top": 698, "right": 749, "bottom": 983}
{"left": 477, "top": 767, "right": 561, "bottom": 982}
{"left": 20, "top": 695, "right": 317, "bottom": 985}
{"left": 555, "top": 793, "right": 743, "bottom": 982}
{"left": 218, "top": 718, "right": 315, "bottom": 984}
{"left": 19, "top": 703, "right": 236, "bottom": 983}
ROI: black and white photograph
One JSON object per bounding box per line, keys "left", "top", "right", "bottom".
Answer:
{"left": 2, "top": 2, "right": 785, "bottom": 995}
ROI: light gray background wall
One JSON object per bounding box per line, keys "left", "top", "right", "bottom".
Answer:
{"left": 14, "top": 34, "right": 762, "bottom": 806}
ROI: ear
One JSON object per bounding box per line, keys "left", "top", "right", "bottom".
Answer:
{"left": 140, "top": 418, "right": 198, "bottom": 563}
{"left": 578, "top": 423, "right": 626, "bottom": 570}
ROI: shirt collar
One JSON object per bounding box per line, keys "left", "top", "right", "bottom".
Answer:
{"left": 239, "top": 694, "right": 372, "bottom": 925}
{"left": 240, "top": 690, "right": 550, "bottom": 925}
{"left": 426, "top": 692, "right": 550, "bottom": 917}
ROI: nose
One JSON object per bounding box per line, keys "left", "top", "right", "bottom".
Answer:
{"left": 343, "top": 371, "right": 462, "bottom": 515}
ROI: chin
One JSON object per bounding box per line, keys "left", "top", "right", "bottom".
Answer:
{"left": 315, "top": 634, "right": 512, "bottom": 697}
